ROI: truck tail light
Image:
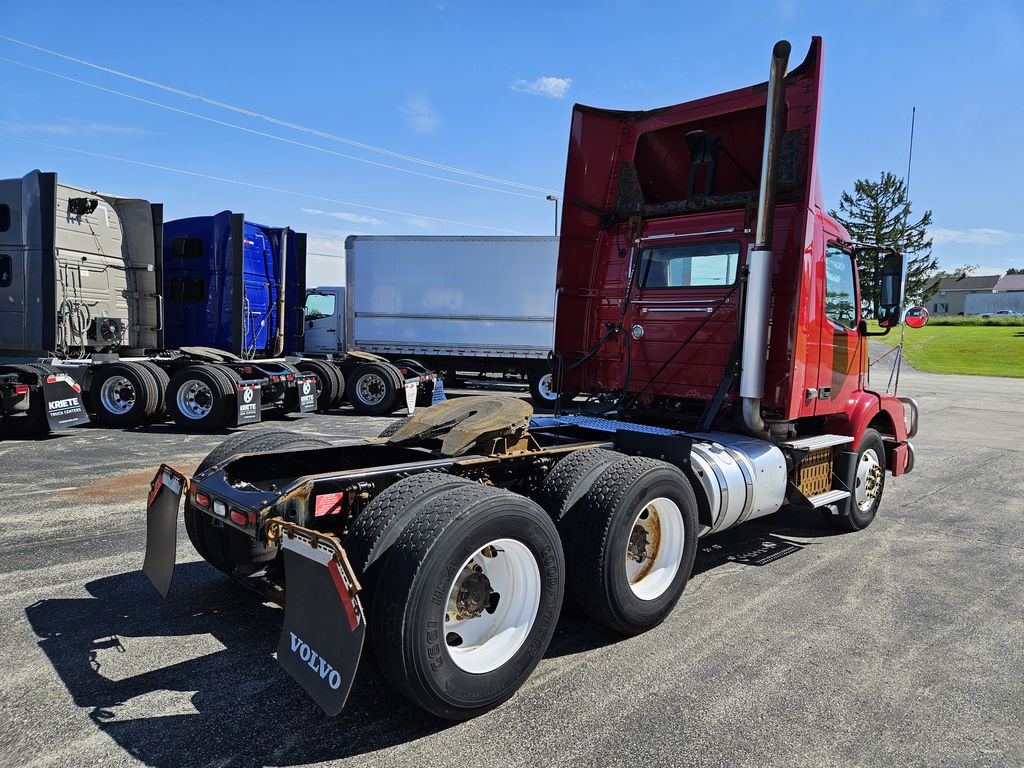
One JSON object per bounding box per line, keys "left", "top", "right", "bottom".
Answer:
{"left": 212, "top": 500, "right": 227, "bottom": 518}
{"left": 246, "top": 511, "right": 257, "bottom": 525}
{"left": 194, "top": 491, "right": 210, "bottom": 508}
{"left": 13, "top": 384, "right": 29, "bottom": 396}
{"left": 229, "top": 510, "right": 248, "bottom": 526}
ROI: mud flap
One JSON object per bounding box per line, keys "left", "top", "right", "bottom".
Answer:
{"left": 277, "top": 536, "right": 365, "bottom": 715}
{"left": 403, "top": 380, "right": 418, "bottom": 414}
{"left": 431, "top": 377, "right": 446, "bottom": 405}
{"left": 142, "top": 465, "right": 187, "bottom": 598}
{"left": 235, "top": 381, "right": 262, "bottom": 426}
{"left": 296, "top": 374, "right": 318, "bottom": 413}
{"left": 42, "top": 375, "right": 89, "bottom": 430}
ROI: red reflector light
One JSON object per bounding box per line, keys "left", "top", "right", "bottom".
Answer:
{"left": 194, "top": 492, "right": 210, "bottom": 508}
{"left": 246, "top": 511, "right": 257, "bottom": 525}
{"left": 13, "top": 384, "right": 29, "bottom": 395}
{"left": 229, "top": 510, "right": 247, "bottom": 526}
{"left": 270, "top": 375, "right": 279, "bottom": 382}
{"left": 243, "top": 366, "right": 253, "bottom": 374}
{"left": 315, "top": 492, "right": 344, "bottom": 517}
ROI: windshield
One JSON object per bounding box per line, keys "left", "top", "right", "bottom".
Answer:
{"left": 305, "top": 292, "right": 336, "bottom": 320}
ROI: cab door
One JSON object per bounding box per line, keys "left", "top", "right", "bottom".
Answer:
{"left": 304, "top": 290, "right": 342, "bottom": 353}
{"left": 814, "top": 241, "right": 865, "bottom": 415}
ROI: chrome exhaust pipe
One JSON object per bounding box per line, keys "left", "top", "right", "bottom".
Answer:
{"left": 741, "top": 40, "right": 790, "bottom": 438}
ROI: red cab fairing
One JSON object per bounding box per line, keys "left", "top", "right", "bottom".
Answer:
{"left": 554, "top": 38, "right": 843, "bottom": 423}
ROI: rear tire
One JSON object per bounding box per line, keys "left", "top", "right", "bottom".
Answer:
{"left": 185, "top": 429, "right": 332, "bottom": 573}
{"left": 167, "top": 365, "right": 234, "bottom": 431}
{"left": 134, "top": 361, "right": 170, "bottom": 417}
{"left": 569, "top": 456, "right": 698, "bottom": 635}
{"left": 346, "top": 361, "right": 404, "bottom": 416}
{"left": 344, "top": 473, "right": 472, "bottom": 605}
{"left": 88, "top": 362, "right": 159, "bottom": 427}
{"left": 371, "top": 483, "right": 564, "bottom": 719}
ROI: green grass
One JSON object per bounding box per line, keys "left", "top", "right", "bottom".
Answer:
{"left": 925, "top": 315, "right": 1024, "bottom": 327}
{"left": 872, "top": 322, "right": 1024, "bottom": 378}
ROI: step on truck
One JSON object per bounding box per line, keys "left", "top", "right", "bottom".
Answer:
{"left": 0, "top": 172, "right": 314, "bottom": 432}
{"left": 143, "top": 38, "right": 921, "bottom": 720}
{"left": 305, "top": 235, "right": 558, "bottom": 408}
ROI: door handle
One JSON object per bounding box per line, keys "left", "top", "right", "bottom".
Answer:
{"left": 641, "top": 306, "right": 714, "bottom": 314}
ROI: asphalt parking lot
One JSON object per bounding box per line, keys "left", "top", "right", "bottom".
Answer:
{"left": 1, "top": 367, "right": 1021, "bottom": 768}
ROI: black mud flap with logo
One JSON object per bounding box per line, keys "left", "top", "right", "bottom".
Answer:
{"left": 235, "top": 381, "right": 262, "bottom": 426}
{"left": 42, "top": 374, "right": 89, "bottom": 430}
{"left": 296, "top": 374, "right": 318, "bottom": 413}
{"left": 277, "top": 536, "right": 365, "bottom": 715}
{"left": 142, "top": 464, "right": 188, "bottom": 598}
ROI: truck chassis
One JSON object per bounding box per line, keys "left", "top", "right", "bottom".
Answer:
{"left": 144, "top": 392, "right": 914, "bottom": 719}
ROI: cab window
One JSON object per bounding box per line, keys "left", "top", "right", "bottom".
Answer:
{"left": 637, "top": 241, "right": 740, "bottom": 289}
{"left": 305, "top": 292, "right": 336, "bottom": 320}
{"left": 825, "top": 244, "right": 858, "bottom": 328}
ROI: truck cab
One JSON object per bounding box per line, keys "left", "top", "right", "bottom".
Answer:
{"left": 163, "top": 211, "right": 307, "bottom": 358}
{"left": 554, "top": 37, "right": 914, "bottom": 475}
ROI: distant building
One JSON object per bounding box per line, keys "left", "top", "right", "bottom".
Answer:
{"left": 926, "top": 274, "right": 1000, "bottom": 315}
{"left": 994, "top": 274, "right": 1024, "bottom": 293}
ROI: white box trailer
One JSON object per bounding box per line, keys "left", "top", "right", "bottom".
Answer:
{"left": 305, "top": 236, "right": 560, "bottom": 404}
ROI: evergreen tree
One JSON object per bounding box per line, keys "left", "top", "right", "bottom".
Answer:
{"left": 830, "top": 172, "right": 936, "bottom": 314}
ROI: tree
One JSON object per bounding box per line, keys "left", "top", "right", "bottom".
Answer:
{"left": 1006, "top": 267, "right": 1024, "bottom": 275}
{"left": 831, "top": 172, "right": 936, "bottom": 315}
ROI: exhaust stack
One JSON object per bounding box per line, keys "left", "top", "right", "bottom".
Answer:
{"left": 273, "top": 228, "right": 290, "bottom": 358}
{"left": 741, "top": 40, "right": 790, "bottom": 437}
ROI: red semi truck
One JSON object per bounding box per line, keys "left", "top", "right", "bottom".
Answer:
{"left": 143, "top": 37, "right": 918, "bottom": 720}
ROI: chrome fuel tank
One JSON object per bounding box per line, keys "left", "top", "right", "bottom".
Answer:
{"left": 689, "top": 432, "right": 787, "bottom": 535}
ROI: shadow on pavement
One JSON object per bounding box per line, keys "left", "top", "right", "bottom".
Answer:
{"left": 24, "top": 506, "right": 839, "bottom": 766}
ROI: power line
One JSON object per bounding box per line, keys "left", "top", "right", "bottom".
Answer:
{"left": 0, "top": 34, "right": 559, "bottom": 195}
{"left": 0, "top": 57, "right": 542, "bottom": 200}
{"left": 1, "top": 134, "right": 532, "bottom": 235}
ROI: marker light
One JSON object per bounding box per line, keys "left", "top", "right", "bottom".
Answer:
{"left": 194, "top": 491, "right": 211, "bottom": 508}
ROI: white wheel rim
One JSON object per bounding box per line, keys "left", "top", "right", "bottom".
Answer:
{"left": 537, "top": 373, "right": 557, "bottom": 401}
{"left": 625, "top": 497, "right": 685, "bottom": 601}
{"left": 443, "top": 538, "right": 541, "bottom": 675}
{"left": 356, "top": 373, "right": 387, "bottom": 406}
{"left": 176, "top": 379, "right": 213, "bottom": 420}
{"left": 99, "top": 376, "right": 136, "bottom": 414}
{"left": 855, "top": 448, "right": 882, "bottom": 511}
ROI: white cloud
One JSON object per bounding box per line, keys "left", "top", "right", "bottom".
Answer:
{"left": 510, "top": 76, "right": 572, "bottom": 99}
{"left": 402, "top": 216, "right": 434, "bottom": 229}
{"left": 301, "top": 207, "right": 382, "bottom": 226}
{"left": 0, "top": 119, "right": 145, "bottom": 135}
{"left": 399, "top": 95, "right": 441, "bottom": 135}
{"left": 930, "top": 227, "right": 1023, "bottom": 246}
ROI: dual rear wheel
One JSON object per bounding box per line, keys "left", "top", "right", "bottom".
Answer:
{"left": 347, "top": 441, "right": 698, "bottom": 719}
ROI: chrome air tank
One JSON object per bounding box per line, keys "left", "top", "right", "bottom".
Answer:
{"left": 689, "top": 432, "right": 788, "bottom": 535}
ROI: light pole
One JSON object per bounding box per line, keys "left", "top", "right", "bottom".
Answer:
{"left": 546, "top": 195, "right": 559, "bottom": 236}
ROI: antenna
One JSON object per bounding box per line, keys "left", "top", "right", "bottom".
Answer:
{"left": 891, "top": 106, "right": 917, "bottom": 396}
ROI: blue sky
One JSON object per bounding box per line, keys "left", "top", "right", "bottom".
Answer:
{"left": 2, "top": 1, "right": 1021, "bottom": 284}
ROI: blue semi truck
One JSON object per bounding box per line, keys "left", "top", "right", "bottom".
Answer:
{"left": 163, "top": 211, "right": 441, "bottom": 416}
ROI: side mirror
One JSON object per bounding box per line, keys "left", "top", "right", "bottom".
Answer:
{"left": 877, "top": 252, "right": 904, "bottom": 328}
{"left": 905, "top": 306, "right": 929, "bottom": 329}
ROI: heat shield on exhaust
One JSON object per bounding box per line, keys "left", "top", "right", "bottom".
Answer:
{"left": 142, "top": 465, "right": 187, "bottom": 598}
{"left": 277, "top": 536, "right": 365, "bottom": 715}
